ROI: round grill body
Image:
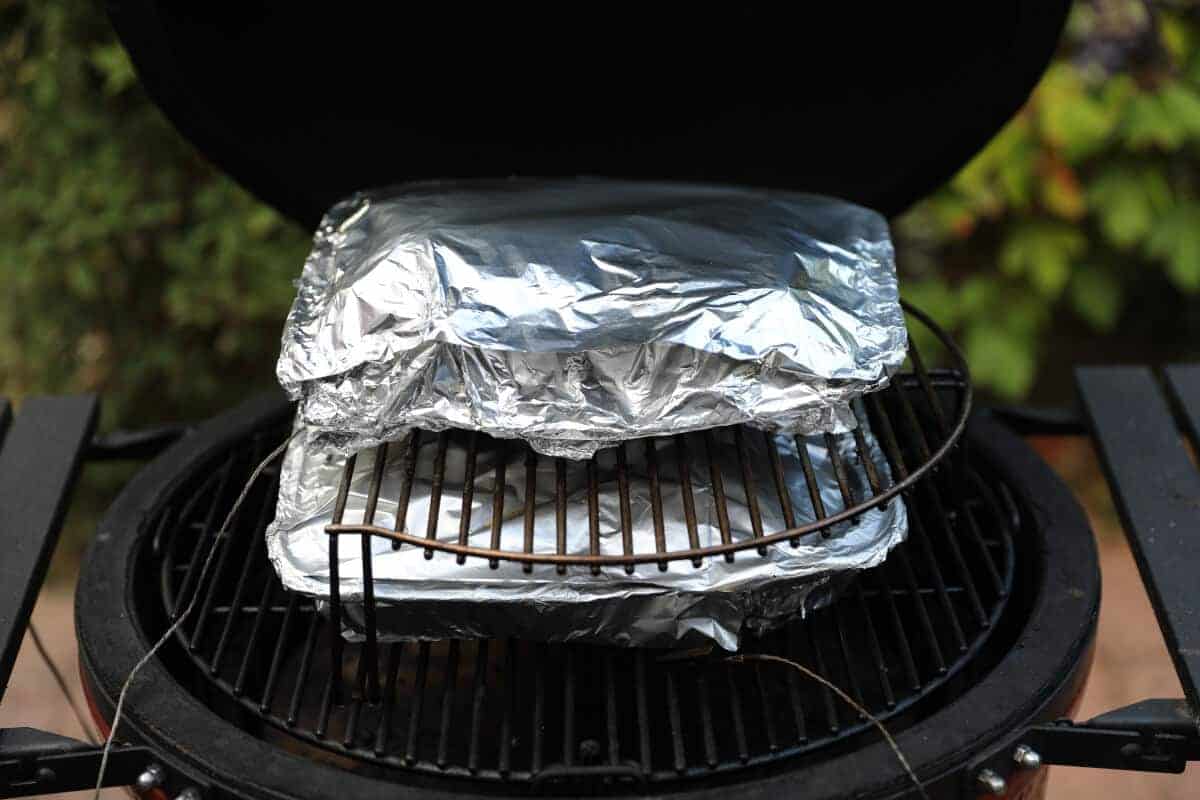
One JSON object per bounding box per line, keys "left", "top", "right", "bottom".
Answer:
{"left": 77, "top": 393, "right": 1097, "bottom": 800}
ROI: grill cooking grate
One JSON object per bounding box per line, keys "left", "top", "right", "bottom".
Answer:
{"left": 149, "top": 306, "right": 1017, "bottom": 788}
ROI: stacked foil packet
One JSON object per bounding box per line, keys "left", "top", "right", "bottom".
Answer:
{"left": 275, "top": 178, "right": 907, "bottom": 459}
{"left": 267, "top": 179, "right": 910, "bottom": 649}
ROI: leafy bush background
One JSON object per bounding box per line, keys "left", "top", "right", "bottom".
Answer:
{"left": 3, "top": 0, "right": 1200, "bottom": 427}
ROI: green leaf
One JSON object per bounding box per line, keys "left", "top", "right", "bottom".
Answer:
{"left": 87, "top": 44, "right": 136, "bottom": 95}
{"left": 1036, "top": 63, "right": 1120, "bottom": 161}
{"left": 1085, "top": 164, "right": 1172, "bottom": 248}
{"left": 1069, "top": 270, "right": 1122, "bottom": 330}
{"left": 999, "top": 222, "right": 1086, "bottom": 298}
{"left": 1119, "top": 86, "right": 1200, "bottom": 150}
{"left": 964, "top": 322, "right": 1037, "bottom": 400}
{"left": 1159, "top": 82, "right": 1200, "bottom": 140}
{"left": 1146, "top": 204, "right": 1200, "bottom": 291}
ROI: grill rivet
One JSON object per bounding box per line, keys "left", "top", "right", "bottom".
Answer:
{"left": 136, "top": 763, "right": 165, "bottom": 791}
{"left": 1012, "top": 744, "right": 1041, "bottom": 769}
{"left": 174, "top": 788, "right": 202, "bottom": 800}
{"left": 976, "top": 769, "right": 1006, "bottom": 795}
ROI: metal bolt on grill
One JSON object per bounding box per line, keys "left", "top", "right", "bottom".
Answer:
{"left": 150, "top": 304, "right": 1018, "bottom": 788}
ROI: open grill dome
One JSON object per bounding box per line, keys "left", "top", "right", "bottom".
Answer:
{"left": 106, "top": 3, "right": 1069, "bottom": 228}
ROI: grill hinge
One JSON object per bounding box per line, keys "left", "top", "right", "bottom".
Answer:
{"left": 1024, "top": 698, "right": 1200, "bottom": 774}
{"left": 0, "top": 728, "right": 152, "bottom": 798}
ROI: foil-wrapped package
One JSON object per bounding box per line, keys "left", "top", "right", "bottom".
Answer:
{"left": 266, "top": 417, "right": 907, "bottom": 650}
{"left": 276, "top": 179, "right": 907, "bottom": 459}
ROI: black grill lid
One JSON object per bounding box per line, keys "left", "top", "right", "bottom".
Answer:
{"left": 107, "top": 3, "right": 1069, "bottom": 229}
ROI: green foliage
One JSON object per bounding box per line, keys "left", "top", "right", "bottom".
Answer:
{"left": 0, "top": 2, "right": 309, "bottom": 427}
{"left": 897, "top": 1, "right": 1200, "bottom": 398}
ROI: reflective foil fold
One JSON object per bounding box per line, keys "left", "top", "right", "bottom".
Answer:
{"left": 275, "top": 179, "right": 907, "bottom": 459}
{"left": 266, "top": 416, "right": 907, "bottom": 650}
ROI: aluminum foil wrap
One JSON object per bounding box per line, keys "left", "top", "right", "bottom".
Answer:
{"left": 266, "top": 416, "right": 907, "bottom": 651}
{"left": 275, "top": 179, "right": 907, "bottom": 459}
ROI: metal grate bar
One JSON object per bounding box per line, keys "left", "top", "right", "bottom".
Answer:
{"left": 555, "top": 458, "right": 568, "bottom": 575}
{"left": 892, "top": 547, "right": 947, "bottom": 674}
{"left": 587, "top": 461, "right": 601, "bottom": 576}
{"left": 854, "top": 582, "right": 895, "bottom": 708}
{"left": 763, "top": 432, "right": 798, "bottom": 543}
{"left": 425, "top": 432, "right": 450, "bottom": 559}
{"left": 532, "top": 643, "right": 547, "bottom": 773}
{"left": 327, "top": 454, "right": 357, "bottom": 706}
{"left": 563, "top": 647, "right": 577, "bottom": 765}
{"left": 488, "top": 443, "right": 507, "bottom": 569}
{"left": 961, "top": 494, "right": 1005, "bottom": 597}
{"left": 436, "top": 639, "right": 461, "bottom": 767}
{"left": 734, "top": 427, "right": 767, "bottom": 555}
{"left": 921, "top": 484, "right": 988, "bottom": 627}
{"left": 522, "top": 452, "right": 537, "bottom": 574}
{"left": 210, "top": 479, "right": 272, "bottom": 674}
{"left": 869, "top": 567, "right": 921, "bottom": 692}
{"left": 696, "top": 671, "right": 719, "bottom": 768}
{"left": 823, "top": 433, "right": 856, "bottom": 512}
{"left": 805, "top": 623, "right": 840, "bottom": 733}
{"left": 831, "top": 605, "right": 866, "bottom": 711}
{"left": 175, "top": 463, "right": 233, "bottom": 620}
{"left": 189, "top": 446, "right": 252, "bottom": 652}
{"left": 634, "top": 651, "right": 652, "bottom": 773}
{"left": 342, "top": 644, "right": 371, "bottom": 747}
{"left": 703, "top": 431, "right": 735, "bottom": 563}
{"left": 286, "top": 611, "right": 322, "bottom": 726}
{"left": 907, "top": 506, "right": 968, "bottom": 652}
{"left": 851, "top": 403, "right": 886, "bottom": 496}
{"left": 752, "top": 661, "right": 780, "bottom": 752}
{"left": 666, "top": 670, "right": 686, "bottom": 773}
{"left": 392, "top": 430, "right": 421, "bottom": 550}
{"left": 498, "top": 640, "right": 516, "bottom": 775}
{"left": 360, "top": 444, "right": 388, "bottom": 702}
{"left": 725, "top": 665, "right": 750, "bottom": 763}
{"left": 672, "top": 436, "right": 701, "bottom": 567}
{"left": 374, "top": 642, "right": 404, "bottom": 756}
{"left": 233, "top": 581, "right": 274, "bottom": 697}
{"left": 259, "top": 592, "right": 300, "bottom": 714}
{"left": 467, "top": 639, "right": 489, "bottom": 772}
{"left": 647, "top": 439, "right": 669, "bottom": 571}
{"left": 906, "top": 337, "right": 950, "bottom": 437}
{"left": 404, "top": 641, "right": 431, "bottom": 764}
{"left": 784, "top": 627, "right": 808, "bottom": 744}
{"left": 315, "top": 660, "right": 335, "bottom": 739}
{"left": 794, "top": 436, "right": 828, "bottom": 536}
{"left": 604, "top": 653, "right": 620, "bottom": 766}
{"left": 455, "top": 433, "right": 479, "bottom": 565}
{"left": 615, "top": 445, "right": 635, "bottom": 574}
{"left": 867, "top": 393, "right": 954, "bottom": 668}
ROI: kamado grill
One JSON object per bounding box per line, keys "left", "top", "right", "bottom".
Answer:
{"left": 2, "top": 3, "right": 1199, "bottom": 799}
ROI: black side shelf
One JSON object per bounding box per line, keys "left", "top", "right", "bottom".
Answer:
{"left": 1028, "top": 366, "right": 1200, "bottom": 776}
{"left": 0, "top": 396, "right": 155, "bottom": 798}
{"left": 1077, "top": 366, "right": 1200, "bottom": 712}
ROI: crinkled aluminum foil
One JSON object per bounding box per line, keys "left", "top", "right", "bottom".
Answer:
{"left": 266, "top": 414, "right": 907, "bottom": 650}
{"left": 276, "top": 179, "right": 907, "bottom": 459}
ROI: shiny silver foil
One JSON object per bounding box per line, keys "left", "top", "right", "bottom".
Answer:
{"left": 266, "top": 416, "right": 907, "bottom": 651}
{"left": 276, "top": 179, "right": 907, "bottom": 459}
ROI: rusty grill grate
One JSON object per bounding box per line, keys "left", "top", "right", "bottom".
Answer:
{"left": 148, "top": 305, "right": 1018, "bottom": 788}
